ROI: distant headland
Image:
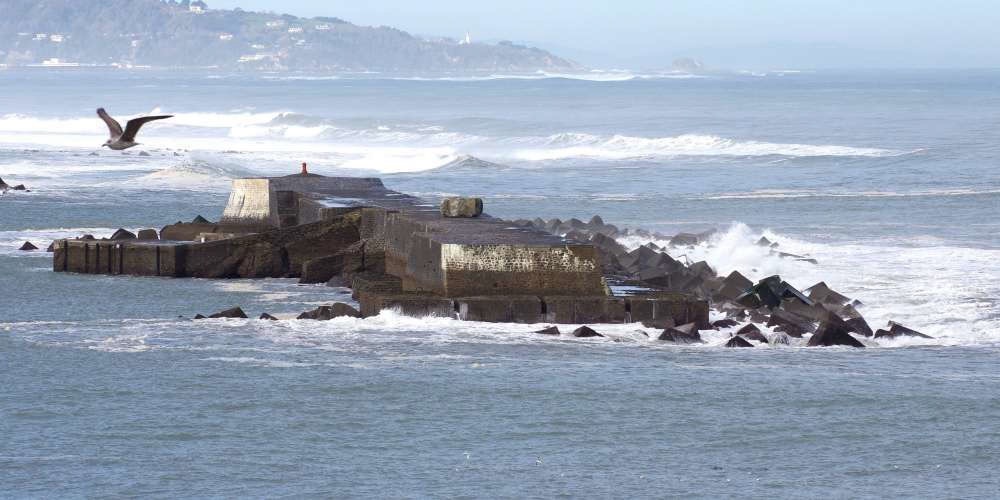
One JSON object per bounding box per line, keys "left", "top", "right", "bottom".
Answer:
{"left": 0, "top": 0, "right": 582, "bottom": 73}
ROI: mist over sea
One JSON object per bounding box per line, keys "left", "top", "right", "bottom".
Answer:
{"left": 2, "top": 68, "right": 999, "bottom": 497}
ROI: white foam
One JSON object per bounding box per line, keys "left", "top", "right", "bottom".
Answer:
{"left": 0, "top": 109, "right": 285, "bottom": 134}
{"left": 0, "top": 158, "right": 165, "bottom": 180}
{"left": 147, "top": 109, "right": 288, "bottom": 129}
{"left": 201, "top": 356, "right": 318, "bottom": 368}
{"left": 703, "top": 186, "right": 999, "bottom": 200}
{"left": 513, "top": 133, "right": 903, "bottom": 161}
{"left": 618, "top": 223, "right": 1000, "bottom": 346}
{"left": 131, "top": 157, "right": 258, "bottom": 190}
{"left": 228, "top": 124, "right": 334, "bottom": 139}
{"left": 0, "top": 227, "right": 115, "bottom": 256}
{"left": 86, "top": 334, "right": 150, "bottom": 353}
{"left": 0, "top": 109, "right": 906, "bottom": 175}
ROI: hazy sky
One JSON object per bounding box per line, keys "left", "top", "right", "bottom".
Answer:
{"left": 208, "top": 0, "right": 1000, "bottom": 69}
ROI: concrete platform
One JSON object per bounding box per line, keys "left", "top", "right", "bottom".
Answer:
{"left": 53, "top": 173, "right": 708, "bottom": 326}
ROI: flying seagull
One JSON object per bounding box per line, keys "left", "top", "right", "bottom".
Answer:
{"left": 97, "top": 108, "right": 173, "bottom": 150}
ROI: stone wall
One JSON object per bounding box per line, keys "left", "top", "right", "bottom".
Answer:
{"left": 55, "top": 240, "right": 185, "bottom": 277}
{"left": 440, "top": 244, "right": 603, "bottom": 297}
{"left": 355, "top": 285, "right": 710, "bottom": 327}
{"left": 56, "top": 212, "right": 362, "bottom": 279}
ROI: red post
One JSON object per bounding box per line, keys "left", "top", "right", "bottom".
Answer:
{"left": 301, "top": 162, "right": 308, "bottom": 175}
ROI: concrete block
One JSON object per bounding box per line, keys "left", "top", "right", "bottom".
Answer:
{"left": 541, "top": 296, "right": 627, "bottom": 324}
{"left": 440, "top": 197, "right": 483, "bottom": 218}
{"left": 456, "top": 296, "right": 543, "bottom": 323}
{"left": 627, "top": 294, "right": 710, "bottom": 330}
{"left": 301, "top": 254, "right": 345, "bottom": 284}
{"left": 52, "top": 240, "right": 67, "bottom": 271}
{"left": 360, "top": 293, "right": 455, "bottom": 318}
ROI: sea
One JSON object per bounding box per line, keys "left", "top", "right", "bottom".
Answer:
{"left": 1, "top": 68, "right": 998, "bottom": 498}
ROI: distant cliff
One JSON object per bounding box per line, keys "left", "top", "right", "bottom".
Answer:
{"left": 0, "top": 0, "right": 582, "bottom": 73}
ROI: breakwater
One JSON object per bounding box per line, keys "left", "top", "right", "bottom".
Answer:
{"left": 52, "top": 171, "right": 708, "bottom": 327}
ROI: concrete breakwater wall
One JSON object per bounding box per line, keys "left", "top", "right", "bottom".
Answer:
{"left": 52, "top": 172, "right": 708, "bottom": 327}
{"left": 54, "top": 215, "right": 360, "bottom": 278}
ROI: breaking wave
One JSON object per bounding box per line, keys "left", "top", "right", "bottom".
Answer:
{"left": 700, "top": 187, "right": 1000, "bottom": 200}
{"left": 0, "top": 110, "right": 288, "bottom": 137}
{"left": 133, "top": 158, "right": 259, "bottom": 190}
{"left": 512, "top": 133, "right": 905, "bottom": 160}
{"left": 430, "top": 154, "right": 511, "bottom": 171}
{"left": 0, "top": 110, "right": 905, "bottom": 167}
{"left": 617, "top": 223, "right": 1000, "bottom": 345}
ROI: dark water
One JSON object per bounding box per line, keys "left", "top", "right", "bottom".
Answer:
{"left": 1, "top": 68, "right": 999, "bottom": 497}
{"left": 4, "top": 331, "right": 998, "bottom": 498}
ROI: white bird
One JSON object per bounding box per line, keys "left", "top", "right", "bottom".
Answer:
{"left": 97, "top": 108, "right": 173, "bottom": 150}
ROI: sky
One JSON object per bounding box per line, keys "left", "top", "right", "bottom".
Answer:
{"left": 208, "top": 0, "right": 1000, "bottom": 69}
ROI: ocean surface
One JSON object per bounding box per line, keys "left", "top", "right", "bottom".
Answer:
{"left": 1, "top": 68, "right": 999, "bottom": 497}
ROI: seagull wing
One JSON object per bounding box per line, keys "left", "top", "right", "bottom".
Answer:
{"left": 97, "top": 108, "right": 123, "bottom": 138}
{"left": 121, "top": 115, "right": 173, "bottom": 142}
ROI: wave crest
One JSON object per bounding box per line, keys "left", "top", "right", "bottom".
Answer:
{"left": 514, "top": 133, "right": 903, "bottom": 160}
{"left": 134, "top": 158, "right": 258, "bottom": 190}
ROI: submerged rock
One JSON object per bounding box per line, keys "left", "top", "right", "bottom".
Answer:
{"left": 535, "top": 326, "right": 561, "bottom": 335}
{"left": 110, "top": 228, "right": 137, "bottom": 240}
{"left": 297, "top": 303, "right": 362, "bottom": 320}
{"left": 571, "top": 326, "right": 603, "bottom": 338}
{"left": 259, "top": 313, "right": 279, "bottom": 321}
{"left": 874, "top": 321, "right": 933, "bottom": 339}
{"left": 807, "top": 321, "right": 865, "bottom": 348}
{"left": 657, "top": 323, "right": 702, "bottom": 343}
{"left": 18, "top": 241, "right": 38, "bottom": 251}
{"left": 208, "top": 307, "right": 248, "bottom": 319}
{"left": 725, "top": 336, "right": 754, "bottom": 348}
{"left": 734, "top": 324, "right": 768, "bottom": 343}
{"left": 193, "top": 314, "right": 206, "bottom": 320}
{"left": 46, "top": 242, "right": 54, "bottom": 252}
